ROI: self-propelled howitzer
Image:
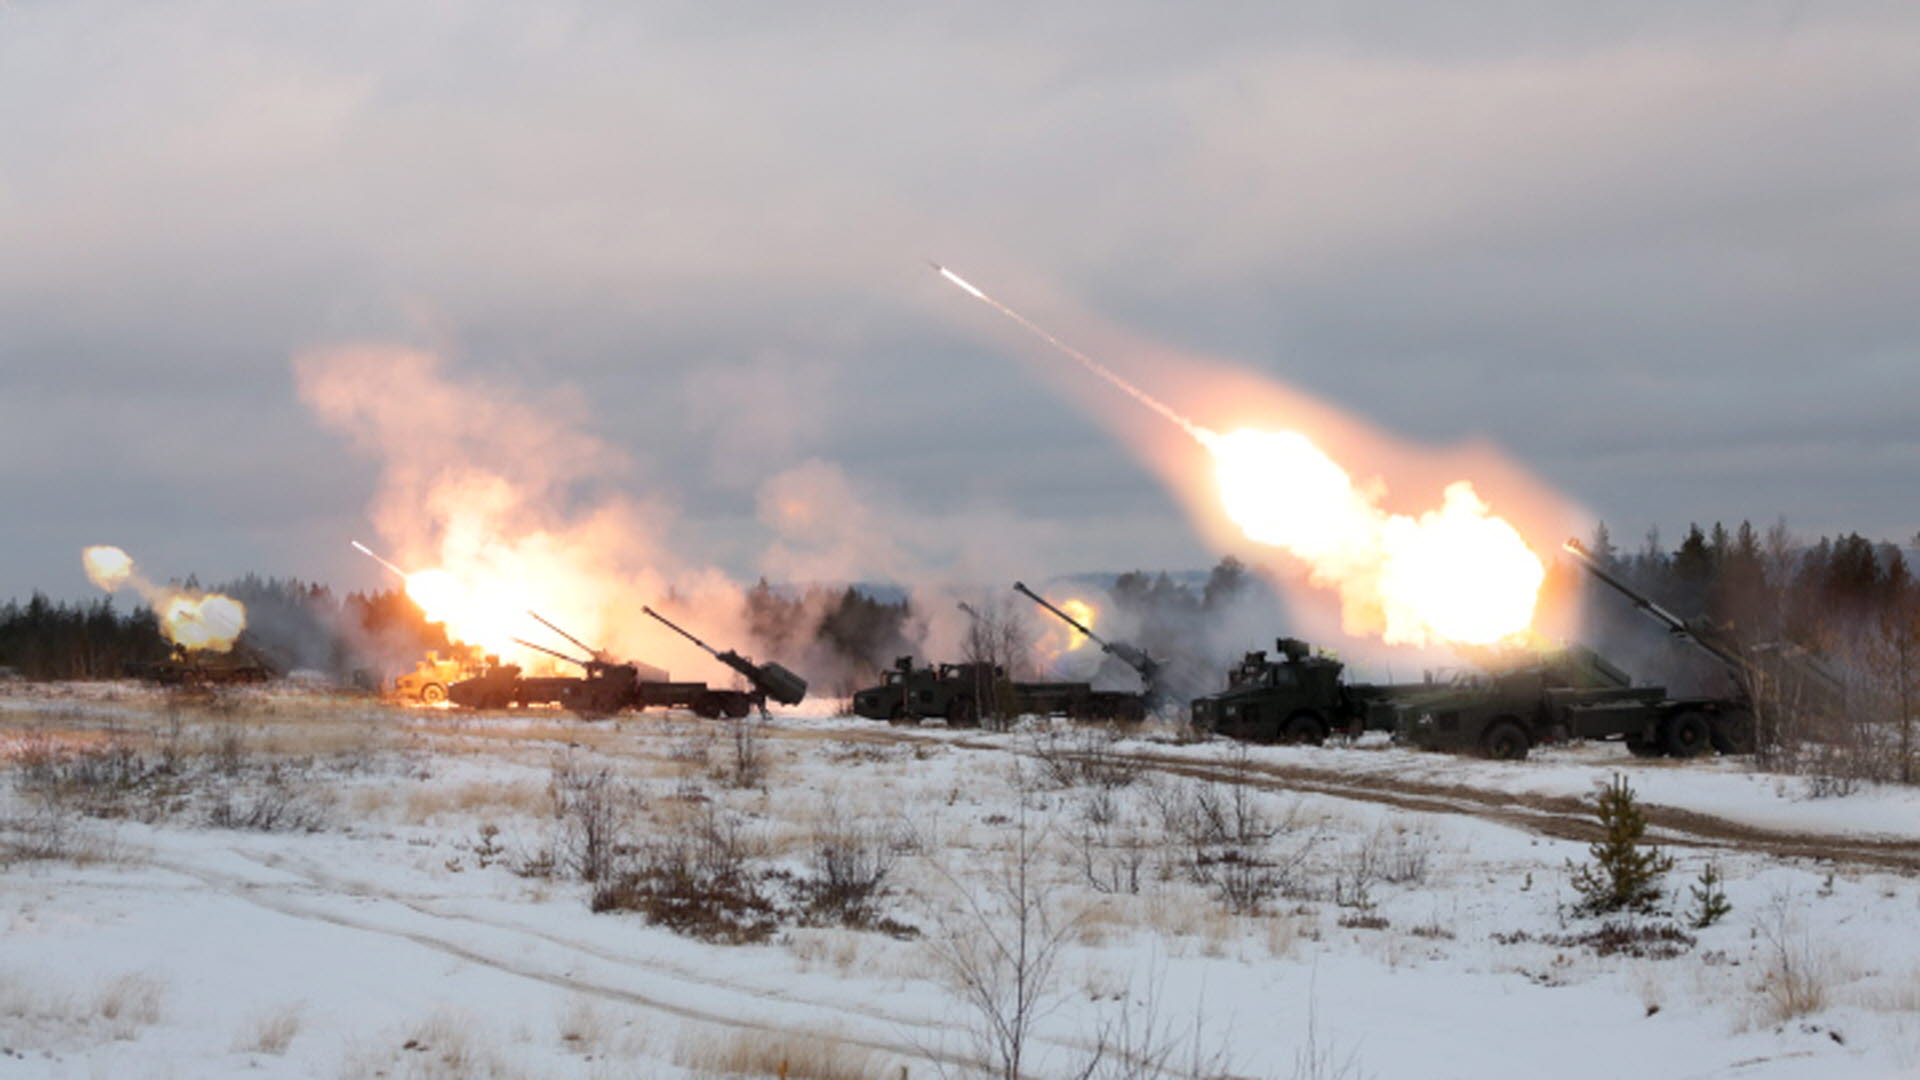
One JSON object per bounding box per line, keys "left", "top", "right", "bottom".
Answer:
{"left": 1012, "top": 581, "right": 1162, "bottom": 695}
{"left": 641, "top": 606, "right": 808, "bottom": 708}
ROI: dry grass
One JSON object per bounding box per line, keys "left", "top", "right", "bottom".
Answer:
{"left": 236, "top": 1001, "right": 304, "bottom": 1054}
{"left": 93, "top": 971, "right": 166, "bottom": 1037}
{"left": 788, "top": 928, "right": 866, "bottom": 974}
{"left": 403, "top": 779, "right": 551, "bottom": 824}
{"left": 0, "top": 970, "right": 167, "bottom": 1048}
{"left": 338, "top": 1008, "right": 529, "bottom": 1080}
{"left": 674, "top": 1024, "right": 877, "bottom": 1080}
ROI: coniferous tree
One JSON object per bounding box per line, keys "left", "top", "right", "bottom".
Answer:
{"left": 1568, "top": 774, "right": 1674, "bottom": 915}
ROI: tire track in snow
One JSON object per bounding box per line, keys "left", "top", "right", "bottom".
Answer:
{"left": 144, "top": 849, "right": 982, "bottom": 1073}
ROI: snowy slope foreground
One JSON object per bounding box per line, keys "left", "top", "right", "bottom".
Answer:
{"left": 2, "top": 684, "right": 1917, "bottom": 1079}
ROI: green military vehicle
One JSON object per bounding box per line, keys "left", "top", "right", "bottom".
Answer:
{"left": 1189, "top": 637, "right": 1419, "bottom": 744}
{"left": 1386, "top": 642, "right": 1747, "bottom": 760}
{"left": 463, "top": 609, "right": 808, "bottom": 720}
{"left": 132, "top": 640, "right": 279, "bottom": 688}
{"left": 1387, "top": 538, "right": 1848, "bottom": 760}
{"left": 852, "top": 656, "right": 1147, "bottom": 726}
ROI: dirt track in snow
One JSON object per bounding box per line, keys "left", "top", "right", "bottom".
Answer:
{"left": 820, "top": 723, "right": 1920, "bottom": 874}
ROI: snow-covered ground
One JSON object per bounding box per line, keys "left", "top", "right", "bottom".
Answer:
{"left": 3, "top": 685, "right": 1918, "bottom": 1079}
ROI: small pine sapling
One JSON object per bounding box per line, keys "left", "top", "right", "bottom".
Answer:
{"left": 1686, "top": 861, "right": 1732, "bottom": 929}
{"left": 1568, "top": 774, "right": 1674, "bottom": 915}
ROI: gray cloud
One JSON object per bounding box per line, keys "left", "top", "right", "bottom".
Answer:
{"left": 4, "top": 2, "right": 1918, "bottom": 606}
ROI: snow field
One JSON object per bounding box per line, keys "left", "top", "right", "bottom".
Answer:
{"left": 0, "top": 689, "right": 1917, "bottom": 1078}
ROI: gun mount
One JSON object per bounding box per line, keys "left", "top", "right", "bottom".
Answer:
{"left": 641, "top": 606, "right": 808, "bottom": 708}
{"left": 1561, "top": 538, "right": 1845, "bottom": 721}
{"left": 1012, "top": 581, "right": 1162, "bottom": 694}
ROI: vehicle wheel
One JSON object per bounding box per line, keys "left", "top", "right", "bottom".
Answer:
{"left": 1482, "top": 720, "right": 1530, "bottom": 761}
{"left": 1281, "top": 712, "right": 1327, "bottom": 746}
{"left": 1114, "top": 698, "right": 1147, "bottom": 727}
{"left": 724, "top": 695, "right": 752, "bottom": 719}
{"left": 947, "top": 697, "right": 978, "bottom": 728}
{"left": 419, "top": 683, "right": 447, "bottom": 705}
{"left": 1664, "top": 711, "right": 1712, "bottom": 758}
{"left": 692, "top": 695, "right": 721, "bottom": 719}
{"left": 1710, "top": 708, "right": 1755, "bottom": 755}
{"left": 1625, "top": 735, "right": 1663, "bottom": 758}
{"left": 887, "top": 704, "right": 914, "bottom": 726}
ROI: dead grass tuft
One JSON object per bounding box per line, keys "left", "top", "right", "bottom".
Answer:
{"left": 674, "top": 1024, "right": 876, "bottom": 1080}
{"left": 236, "top": 1001, "right": 304, "bottom": 1054}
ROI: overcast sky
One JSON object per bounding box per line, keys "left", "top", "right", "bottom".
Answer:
{"left": 4, "top": 2, "right": 1918, "bottom": 603}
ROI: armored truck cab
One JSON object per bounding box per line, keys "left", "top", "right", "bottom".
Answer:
{"left": 1189, "top": 638, "right": 1382, "bottom": 744}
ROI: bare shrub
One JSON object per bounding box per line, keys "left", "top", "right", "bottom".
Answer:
{"left": 1148, "top": 775, "right": 1315, "bottom": 913}
{"left": 550, "top": 753, "right": 640, "bottom": 884}
{"left": 925, "top": 812, "right": 1078, "bottom": 1080}
{"left": 1077, "top": 974, "right": 1237, "bottom": 1080}
{"left": 721, "top": 716, "right": 769, "bottom": 789}
{"left": 1072, "top": 811, "right": 1150, "bottom": 897}
{"left": 1027, "top": 727, "right": 1142, "bottom": 790}
{"left": 592, "top": 802, "right": 780, "bottom": 944}
{"left": 799, "top": 801, "right": 907, "bottom": 933}
{"left": 205, "top": 783, "right": 327, "bottom": 832}
{"left": 1756, "top": 898, "right": 1829, "bottom": 1023}
{"left": 1491, "top": 922, "right": 1695, "bottom": 960}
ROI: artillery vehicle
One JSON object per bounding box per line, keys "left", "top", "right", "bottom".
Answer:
{"left": 1189, "top": 637, "right": 1420, "bottom": 744}
{"left": 1387, "top": 641, "right": 1714, "bottom": 760}
{"left": 642, "top": 606, "right": 808, "bottom": 712}
{"left": 1012, "top": 581, "right": 1165, "bottom": 703}
{"left": 450, "top": 609, "right": 807, "bottom": 719}
{"left": 1384, "top": 539, "right": 1841, "bottom": 760}
{"left": 851, "top": 655, "right": 1147, "bottom": 726}
{"left": 130, "top": 640, "right": 279, "bottom": 688}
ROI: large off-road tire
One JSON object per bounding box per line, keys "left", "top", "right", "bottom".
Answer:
{"left": 692, "top": 694, "right": 722, "bottom": 720}
{"left": 723, "top": 695, "right": 752, "bottom": 719}
{"left": 947, "top": 697, "right": 979, "bottom": 729}
{"left": 1281, "top": 712, "right": 1328, "bottom": 746}
{"left": 1482, "top": 719, "right": 1531, "bottom": 761}
{"left": 1664, "top": 711, "right": 1712, "bottom": 758}
{"left": 1113, "top": 698, "right": 1148, "bottom": 727}
{"left": 418, "top": 683, "right": 447, "bottom": 705}
{"left": 1710, "top": 708, "right": 1756, "bottom": 755}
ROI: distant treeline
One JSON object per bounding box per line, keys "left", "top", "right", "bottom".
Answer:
{"left": 1576, "top": 520, "right": 1915, "bottom": 648}
{"left": 0, "top": 577, "right": 450, "bottom": 681}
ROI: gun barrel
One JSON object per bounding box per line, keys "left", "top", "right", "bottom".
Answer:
{"left": 1012, "top": 581, "right": 1102, "bottom": 642}
{"left": 528, "top": 610, "right": 600, "bottom": 658}
{"left": 642, "top": 606, "right": 720, "bottom": 658}
{"left": 512, "top": 637, "right": 586, "bottom": 668}
{"left": 1561, "top": 539, "right": 1749, "bottom": 673}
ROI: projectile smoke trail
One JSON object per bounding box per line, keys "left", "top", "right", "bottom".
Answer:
{"left": 928, "top": 262, "right": 1218, "bottom": 448}
{"left": 351, "top": 540, "right": 411, "bottom": 581}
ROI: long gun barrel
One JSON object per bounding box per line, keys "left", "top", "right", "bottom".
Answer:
{"left": 1560, "top": 540, "right": 1749, "bottom": 673}
{"left": 528, "top": 610, "right": 612, "bottom": 663}
{"left": 1012, "top": 581, "right": 1160, "bottom": 686}
{"left": 642, "top": 606, "right": 808, "bottom": 707}
{"left": 1561, "top": 539, "right": 1846, "bottom": 709}
{"left": 512, "top": 637, "right": 587, "bottom": 668}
